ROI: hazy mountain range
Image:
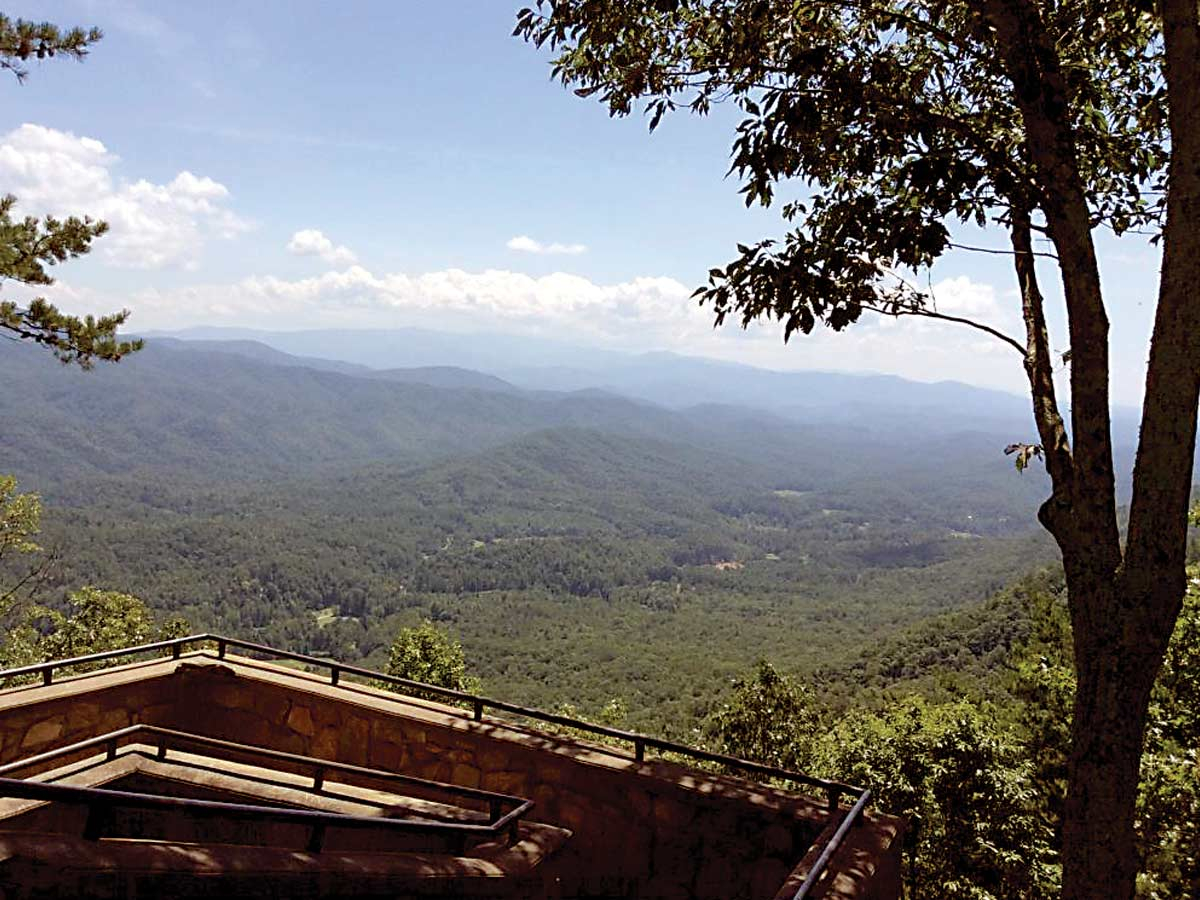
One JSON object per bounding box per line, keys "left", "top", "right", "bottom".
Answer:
{"left": 3, "top": 327, "right": 1058, "bottom": 493}
{"left": 2, "top": 326, "right": 1069, "bottom": 714}
{"left": 149, "top": 326, "right": 1040, "bottom": 429}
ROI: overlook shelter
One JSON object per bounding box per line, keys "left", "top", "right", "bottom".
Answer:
{"left": 0, "top": 635, "right": 902, "bottom": 898}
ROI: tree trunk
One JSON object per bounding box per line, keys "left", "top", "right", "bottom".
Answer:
{"left": 1059, "top": 577, "right": 1165, "bottom": 900}
{"left": 1067, "top": 3, "right": 1200, "bottom": 894}
{"left": 981, "top": 2, "right": 1200, "bottom": 895}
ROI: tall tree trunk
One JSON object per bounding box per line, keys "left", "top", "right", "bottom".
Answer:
{"left": 1058, "top": 0, "right": 1200, "bottom": 892}
{"left": 1059, "top": 577, "right": 1163, "bottom": 900}
{"left": 1074, "top": 6, "right": 1200, "bottom": 893}
{"left": 982, "top": 2, "right": 1197, "bottom": 896}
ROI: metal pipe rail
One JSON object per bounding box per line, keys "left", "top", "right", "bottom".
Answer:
{"left": 792, "top": 789, "right": 873, "bottom": 900}
{"left": 0, "top": 634, "right": 860, "bottom": 806}
{"left": 0, "top": 633, "right": 874, "bottom": 894}
{"left": 0, "top": 777, "right": 505, "bottom": 853}
{"left": 0, "top": 725, "right": 533, "bottom": 851}
{"left": 0, "top": 723, "right": 532, "bottom": 835}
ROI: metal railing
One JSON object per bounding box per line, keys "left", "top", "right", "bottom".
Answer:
{"left": 0, "top": 723, "right": 533, "bottom": 852}
{"left": 0, "top": 633, "right": 872, "bottom": 893}
{"left": 792, "top": 788, "right": 874, "bottom": 900}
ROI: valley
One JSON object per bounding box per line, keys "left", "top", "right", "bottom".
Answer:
{"left": 3, "top": 332, "right": 1059, "bottom": 731}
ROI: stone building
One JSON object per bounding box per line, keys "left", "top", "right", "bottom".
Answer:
{"left": 0, "top": 638, "right": 902, "bottom": 898}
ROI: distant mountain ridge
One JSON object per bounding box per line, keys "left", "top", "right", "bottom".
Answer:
{"left": 142, "top": 337, "right": 375, "bottom": 376}
{"left": 142, "top": 337, "right": 518, "bottom": 393}
{"left": 145, "top": 327, "right": 1161, "bottom": 481}
{"left": 3, "top": 333, "right": 1052, "bottom": 527}
{"left": 150, "top": 326, "right": 1038, "bottom": 428}
{"left": 1, "top": 339, "right": 686, "bottom": 488}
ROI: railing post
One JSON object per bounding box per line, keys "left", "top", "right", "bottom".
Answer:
{"left": 307, "top": 823, "right": 326, "bottom": 853}
{"left": 106, "top": 738, "right": 118, "bottom": 761}
{"left": 172, "top": 642, "right": 181, "bottom": 659}
{"left": 156, "top": 738, "right": 168, "bottom": 761}
{"left": 330, "top": 666, "right": 340, "bottom": 686}
{"left": 827, "top": 787, "right": 841, "bottom": 815}
{"left": 41, "top": 666, "right": 52, "bottom": 687}
{"left": 634, "top": 738, "right": 645, "bottom": 762}
{"left": 217, "top": 639, "right": 227, "bottom": 659}
{"left": 313, "top": 766, "right": 325, "bottom": 791}
{"left": 83, "top": 803, "right": 109, "bottom": 841}
{"left": 473, "top": 699, "right": 484, "bottom": 722}
{"left": 489, "top": 799, "right": 502, "bottom": 824}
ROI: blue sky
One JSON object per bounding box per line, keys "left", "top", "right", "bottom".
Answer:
{"left": 1, "top": 1, "right": 1163, "bottom": 405}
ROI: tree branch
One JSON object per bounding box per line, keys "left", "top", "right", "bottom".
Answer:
{"left": 859, "top": 301, "right": 1027, "bottom": 354}
{"left": 0, "top": 550, "right": 55, "bottom": 609}
{"left": 950, "top": 241, "right": 1058, "bottom": 260}
{"left": 1012, "top": 205, "right": 1075, "bottom": 537}
{"left": 982, "top": 0, "right": 1121, "bottom": 574}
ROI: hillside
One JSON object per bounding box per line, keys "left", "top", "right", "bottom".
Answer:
{"left": 368, "top": 366, "right": 519, "bottom": 393}
{"left": 1, "top": 340, "right": 699, "bottom": 488}
{"left": 2, "top": 335, "right": 1065, "bottom": 727}
{"left": 158, "top": 326, "right": 1039, "bottom": 429}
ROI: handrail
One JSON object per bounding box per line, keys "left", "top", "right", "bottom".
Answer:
{"left": 0, "top": 633, "right": 873, "bottom": 892}
{"left": 0, "top": 633, "right": 863, "bottom": 805}
{"left": 219, "top": 634, "right": 864, "bottom": 801}
{"left": 0, "top": 777, "right": 496, "bottom": 852}
{"left": 0, "top": 724, "right": 534, "bottom": 851}
{"left": 0, "top": 636, "right": 198, "bottom": 685}
{"left": 792, "top": 789, "right": 873, "bottom": 900}
{"left": 0, "top": 723, "right": 530, "bottom": 825}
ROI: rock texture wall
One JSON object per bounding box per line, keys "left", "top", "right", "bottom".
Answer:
{"left": 0, "top": 664, "right": 177, "bottom": 774}
{"left": 169, "top": 658, "right": 893, "bottom": 900}
{"left": 0, "top": 654, "right": 903, "bottom": 899}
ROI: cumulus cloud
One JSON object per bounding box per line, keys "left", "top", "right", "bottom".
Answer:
{"left": 113, "top": 265, "right": 714, "bottom": 353}
{"left": 506, "top": 234, "right": 587, "bottom": 255}
{"left": 286, "top": 229, "right": 357, "bottom": 266}
{"left": 0, "top": 123, "right": 250, "bottom": 269}
{"left": 930, "top": 275, "right": 1005, "bottom": 317}
{"left": 212, "top": 267, "right": 706, "bottom": 343}
{"left": 41, "top": 258, "right": 1030, "bottom": 395}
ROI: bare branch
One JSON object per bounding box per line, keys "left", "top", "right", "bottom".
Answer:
{"left": 859, "top": 301, "right": 1027, "bottom": 354}
{"left": 0, "top": 547, "right": 57, "bottom": 609}
{"left": 1013, "top": 205, "right": 1074, "bottom": 498}
{"left": 950, "top": 241, "right": 1058, "bottom": 260}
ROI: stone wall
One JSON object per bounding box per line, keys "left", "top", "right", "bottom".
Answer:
{"left": 0, "top": 654, "right": 902, "bottom": 899}
{"left": 169, "top": 658, "right": 888, "bottom": 900}
{"left": 0, "top": 662, "right": 177, "bottom": 774}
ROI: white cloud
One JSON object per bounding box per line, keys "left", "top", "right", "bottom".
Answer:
{"left": 506, "top": 234, "right": 587, "bottom": 255}
{"left": 0, "top": 123, "right": 250, "bottom": 269}
{"left": 286, "top": 229, "right": 357, "bottom": 266}
{"left": 930, "top": 275, "right": 1004, "bottom": 318}
{"left": 109, "top": 265, "right": 713, "bottom": 350}
{"left": 34, "top": 254, "right": 1037, "bottom": 396}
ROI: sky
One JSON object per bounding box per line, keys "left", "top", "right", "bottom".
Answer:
{"left": 1, "top": 1, "right": 1165, "bottom": 405}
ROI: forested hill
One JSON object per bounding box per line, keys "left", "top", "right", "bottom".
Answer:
{"left": 3, "top": 336, "right": 1049, "bottom": 495}
{"left": 1, "top": 339, "right": 706, "bottom": 487}
{"left": 28, "top": 421, "right": 1057, "bottom": 724}
{"left": 3, "top": 334, "right": 1064, "bottom": 725}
